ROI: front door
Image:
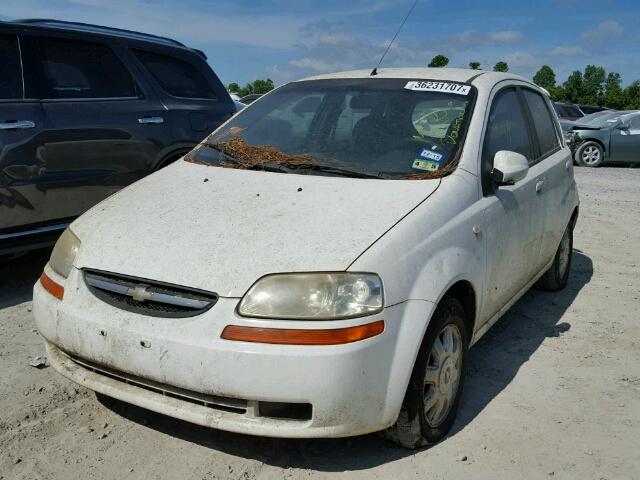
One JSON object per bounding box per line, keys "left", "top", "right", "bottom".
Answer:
{"left": 478, "top": 87, "right": 546, "bottom": 324}
{"left": 610, "top": 115, "right": 640, "bottom": 162}
{"left": 0, "top": 33, "right": 52, "bottom": 231}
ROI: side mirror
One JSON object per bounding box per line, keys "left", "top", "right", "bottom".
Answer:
{"left": 616, "top": 123, "right": 629, "bottom": 130}
{"left": 492, "top": 150, "right": 529, "bottom": 186}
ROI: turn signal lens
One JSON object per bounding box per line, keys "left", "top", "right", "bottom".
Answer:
{"left": 221, "top": 320, "right": 384, "bottom": 345}
{"left": 40, "top": 272, "right": 64, "bottom": 300}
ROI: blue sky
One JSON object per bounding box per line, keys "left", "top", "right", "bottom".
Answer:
{"left": 3, "top": 0, "right": 640, "bottom": 87}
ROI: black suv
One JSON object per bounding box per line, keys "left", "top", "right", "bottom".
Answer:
{"left": 1, "top": 19, "right": 235, "bottom": 254}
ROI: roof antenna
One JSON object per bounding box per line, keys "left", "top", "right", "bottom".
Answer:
{"left": 370, "top": 0, "right": 419, "bottom": 76}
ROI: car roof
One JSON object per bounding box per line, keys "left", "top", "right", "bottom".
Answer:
{"left": 296, "top": 67, "right": 541, "bottom": 93}
{"left": 2, "top": 18, "right": 206, "bottom": 58}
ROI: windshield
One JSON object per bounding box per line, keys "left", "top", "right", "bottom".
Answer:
{"left": 578, "top": 111, "right": 622, "bottom": 127}
{"left": 189, "top": 78, "right": 476, "bottom": 179}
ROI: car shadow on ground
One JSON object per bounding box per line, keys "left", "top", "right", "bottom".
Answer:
{"left": 99, "top": 250, "right": 592, "bottom": 471}
{"left": 0, "top": 249, "right": 51, "bottom": 309}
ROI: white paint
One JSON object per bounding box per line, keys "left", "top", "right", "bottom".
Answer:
{"left": 33, "top": 68, "right": 580, "bottom": 439}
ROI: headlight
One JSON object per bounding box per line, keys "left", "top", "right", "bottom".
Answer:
{"left": 49, "top": 228, "right": 81, "bottom": 278}
{"left": 237, "top": 272, "right": 383, "bottom": 320}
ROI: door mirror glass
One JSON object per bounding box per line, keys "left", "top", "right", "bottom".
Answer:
{"left": 492, "top": 150, "right": 529, "bottom": 186}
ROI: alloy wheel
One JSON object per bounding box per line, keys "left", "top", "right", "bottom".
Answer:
{"left": 581, "top": 145, "right": 601, "bottom": 166}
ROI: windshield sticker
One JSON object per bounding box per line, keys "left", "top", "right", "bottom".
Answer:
{"left": 417, "top": 147, "right": 444, "bottom": 163}
{"left": 413, "top": 147, "right": 445, "bottom": 172}
{"left": 405, "top": 81, "right": 471, "bottom": 95}
{"left": 412, "top": 159, "right": 440, "bottom": 172}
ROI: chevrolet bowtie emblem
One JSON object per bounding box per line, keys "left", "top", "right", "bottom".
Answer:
{"left": 128, "top": 285, "right": 153, "bottom": 302}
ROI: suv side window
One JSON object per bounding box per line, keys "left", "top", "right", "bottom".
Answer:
{"left": 37, "top": 37, "right": 136, "bottom": 99}
{"left": 522, "top": 89, "right": 560, "bottom": 161}
{"left": 0, "top": 34, "right": 23, "bottom": 99}
{"left": 132, "top": 49, "right": 216, "bottom": 100}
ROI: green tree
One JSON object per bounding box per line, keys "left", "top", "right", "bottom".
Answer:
{"left": 533, "top": 65, "right": 556, "bottom": 90}
{"left": 231, "top": 79, "right": 275, "bottom": 97}
{"left": 548, "top": 86, "right": 567, "bottom": 102}
{"left": 469, "top": 61, "right": 481, "bottom": 70}
{"left": 624, "top": 80, "right": 640, "bottom": 109}
{"left": 562, "top": 70, "right": 583, "bottom": 103}
{"left": 580, "top": 65, "right": 606, "bottom": 105}
{"left": 493, "top": 61, "right": 509, "bottom": 72}
{"left": 428, "top": 54, "right": 449, "bottom": 68}
{"left": 603, "top": 72, "right": 626, "bottom": 109}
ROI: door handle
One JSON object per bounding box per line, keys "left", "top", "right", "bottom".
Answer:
{"left": 0, "top": 120, "right": 36, "bottom": 130}
{"left": 138, "top": 116, "right": 164, "bottom": 125}
{"left": 565, "top": 159, "right": 571, "bottom": 170}
{"left": 535, "top": 180, "right": 545, "bottom": 193}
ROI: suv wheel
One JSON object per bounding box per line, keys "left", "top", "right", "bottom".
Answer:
{"left": 382, "top": 298, "right": 469, "bottom": 449}
{"left": 575, "top": 141, "right": 603, "bottom": 167}
{"left": 536, "top": 224, "right": 573, "bottom": 291}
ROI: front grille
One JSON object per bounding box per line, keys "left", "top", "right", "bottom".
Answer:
{"left": 83, "top": 269, "right": 218, "bottom": 318}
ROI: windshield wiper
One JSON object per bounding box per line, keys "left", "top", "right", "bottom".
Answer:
{"left": 286, "top": 162, "right": 382, "bottom": 179}
{"left": 203, "top": 143, "right": 290, "bottom": 173}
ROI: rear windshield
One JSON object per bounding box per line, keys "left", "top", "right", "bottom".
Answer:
{"left": 190, "top": 78, "right": 476, "bottom": 179}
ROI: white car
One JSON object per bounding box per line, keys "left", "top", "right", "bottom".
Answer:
{"left": 34, "top": 68, "right": 579, "bottom": 448}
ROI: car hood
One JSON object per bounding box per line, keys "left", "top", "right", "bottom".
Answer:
{"left": 568, "top": 124, "right": 605, "bottom": 131}
{"left": 71, "top": 160, "right": 440, "bottom": 297}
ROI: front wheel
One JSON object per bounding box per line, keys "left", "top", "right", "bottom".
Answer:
{"left": 382, "top": 298, "right": 469, "bottom": 448}
{"left": 575, "top": 141, "right": 604, "bottom": 167}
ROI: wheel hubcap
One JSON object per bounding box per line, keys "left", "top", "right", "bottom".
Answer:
{"left": 423, "top": 324, "right": 463, "bottom": 427}
{"left": 582, "top": 146, "right": 601, "bottom": 165}
{"left": 558, "top": 229, "right": 570, "bottom": 278}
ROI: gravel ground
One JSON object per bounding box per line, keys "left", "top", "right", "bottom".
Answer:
{"left": 1, "top": 167, "right": 639, "bottom": 480}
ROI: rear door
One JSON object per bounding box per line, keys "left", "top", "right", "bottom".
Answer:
{"left": 478, "top": 86, "right": 546, "bottom": 323}
{"left": 520, "top": 88, "right": 572, "bottom": 268}
{"left": 130, "top": 48, "right": 235, "bottom": 145}
{"left": 24, "top": 33, "right": 170, "bottom": 221}
{"left": 0, "top": 32, "right": 51, "bottom": 231}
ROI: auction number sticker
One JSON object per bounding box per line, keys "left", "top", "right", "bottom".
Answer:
{"left": 405, "top": 81, "right": 471, "bottom": 95}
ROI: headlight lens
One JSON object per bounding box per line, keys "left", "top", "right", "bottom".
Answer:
{"left": 49, "top": 228, "right": 81, "bottom": 278}
{"left": 237, "top": 273, "right": 383, "bottom": 319}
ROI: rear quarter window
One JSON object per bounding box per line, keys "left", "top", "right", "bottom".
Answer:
{"left": 132, "top": 49, "right": 216, "bottom": 100}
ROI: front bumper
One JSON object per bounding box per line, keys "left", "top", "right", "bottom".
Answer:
{"left": 34, "top": 266, "right": 433, "bottom": 438}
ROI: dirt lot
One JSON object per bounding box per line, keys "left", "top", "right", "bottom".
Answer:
{"left": 1, "top": 167, "right": 639, "bottom": 480}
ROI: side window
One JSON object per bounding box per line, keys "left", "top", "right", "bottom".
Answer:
{"left": 132, "top": 49, "right": 216, "bottom": 99}
{"left": 37, "top": 37, "right": 136, "bottom": 99}
{"left": 523, "top": 89, "right": 560, "bottom": 160}
{"left": 0, "top": 34, "right": 23, "bottom": 99}
{"left": 483, "top": 88, "right": 533, "bottom": 165}
{"left": 628, "top": 116, "right": 640, "bottom": 131}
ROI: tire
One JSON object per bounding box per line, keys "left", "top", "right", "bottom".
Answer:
{"left": 381, "top": 297, "right": 469, "bottom": 449}
{"left": 536, "top": 223, "right": 573, "bottom": 291}
{"left": 575, "top": 141, "right": 604, "bottom": 167}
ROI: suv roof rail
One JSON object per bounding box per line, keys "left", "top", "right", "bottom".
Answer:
{"left": 12, "top": 18, "right": 186, "bottom": 48}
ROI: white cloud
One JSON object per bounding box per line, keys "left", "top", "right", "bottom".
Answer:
{"left": 549, "top": 45, "right": 587, "bottom": 57}
{"left": 489, "top": 30, "right": 523, "bottom": 43}
{"left": 581, "top": 20, "right": 624, "bottom": 43}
